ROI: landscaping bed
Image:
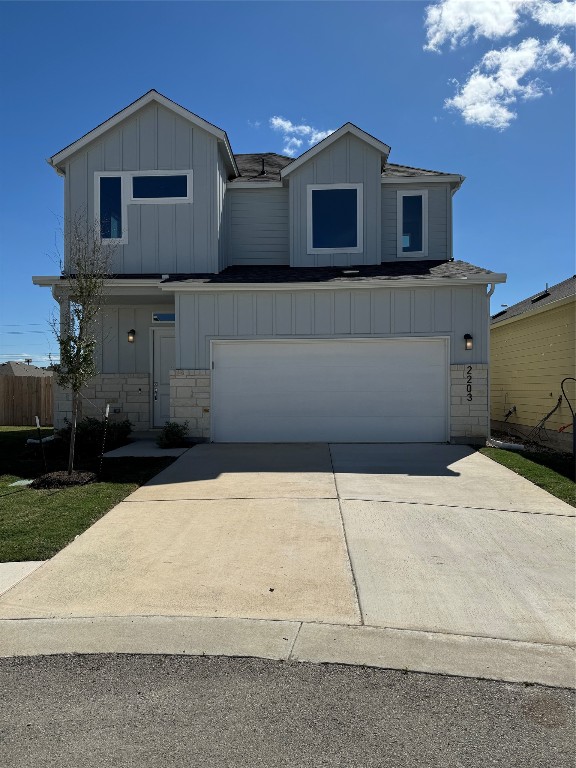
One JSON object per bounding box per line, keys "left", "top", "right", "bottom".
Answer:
{"left": 0, "top": 426, "right": 174, "bottom": 562}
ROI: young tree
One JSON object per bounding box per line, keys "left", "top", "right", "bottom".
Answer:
{"left": 50, "top": 215, "right": 112, "bottom": 475}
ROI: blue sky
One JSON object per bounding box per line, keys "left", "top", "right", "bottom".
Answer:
{"left": 0, "top": 0, "right": 574, "bottom": 366}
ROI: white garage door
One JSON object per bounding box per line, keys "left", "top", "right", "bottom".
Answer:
{"left": 211, "top": 338, "right": 449, "bottom": 443}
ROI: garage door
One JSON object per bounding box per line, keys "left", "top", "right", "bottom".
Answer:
{"left": 211, "top": 338, "right": 449, "bottom": 443}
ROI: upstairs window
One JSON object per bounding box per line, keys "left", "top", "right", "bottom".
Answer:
{"left": 307, "top": 184, "right": 363, "bottom": 254}
{"left": 99, "top": 176, "right": 122, "bottom": 240}
{"left": 132, "top": 173, "right": 190, "bottom": 201}
{"left": 397, "top": 190, "right": 428, "bottom": 258}
{"left": 95, "top": 170, "right": 193, "bottom": 243}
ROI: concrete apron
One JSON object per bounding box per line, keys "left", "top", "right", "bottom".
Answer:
{"left": 0, "top": 443, "right": 574, "bottom": 688}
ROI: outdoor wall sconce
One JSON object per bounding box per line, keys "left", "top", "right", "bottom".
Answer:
{"left": 464, "top": 334, "right": 473, "bottom": 351}
{"left": 127, "top": 329, "right": 136, "bottom": 343}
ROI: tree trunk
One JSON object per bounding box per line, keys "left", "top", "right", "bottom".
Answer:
{"left": 67, "top": 390, "right": 79, "bottom": 475}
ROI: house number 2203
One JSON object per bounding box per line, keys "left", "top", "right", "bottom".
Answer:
{"left": 466, "top": 366, "right": 473, "bottom": 401}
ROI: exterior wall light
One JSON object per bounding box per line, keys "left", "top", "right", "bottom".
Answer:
{"left": 464, "top": 334, "right": 473, "bottom": 351}
{"left": 127, "top": 329, "right": 136, "bottom": 343}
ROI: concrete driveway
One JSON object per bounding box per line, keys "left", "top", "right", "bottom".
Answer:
{"left": 0, "top": 443, "right": 574, "bottom": 685}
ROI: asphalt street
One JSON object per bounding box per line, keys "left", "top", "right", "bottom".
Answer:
{"left": 1, "top": 654, "right": 573, "bottom": 767}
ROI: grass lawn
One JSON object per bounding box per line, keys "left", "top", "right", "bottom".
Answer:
{"left": 0, "top": 426, "right": 175, "bottom": 562}
{"left": 480, "top": 446, "right": 575, "bottom": 507}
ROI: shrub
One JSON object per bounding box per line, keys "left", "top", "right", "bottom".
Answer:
{"left": 156, "top": 421, "right": 189, "bottom": 448}
{"left": 57, "top": 416, "right": 132, "bottom": 457}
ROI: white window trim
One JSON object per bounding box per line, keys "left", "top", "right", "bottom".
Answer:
{"left": 307, "top": 183, "right": 363, "bottom": 255}
{"left": 130, "top": 170, "right": 193, "bottom": 204}
{"left": 397, "top": 189, "right": 428, "bottom": 259}
{"left": 94, "top": 170, "right": 194, "bottom": 245}
{"left": 94, "top": 172, "right": 129, "bottom": 245}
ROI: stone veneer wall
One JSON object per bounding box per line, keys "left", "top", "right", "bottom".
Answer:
{"left": 169, "top": 369, "right": 211, "bottom": 440}
{"left": 53, "top": 374, "right": 150, "bottom": 430}
{"left": 450, "top": 364, "right": 488, "bottom": 445}
{"left": 165, "top": 365, "right": 489, "bottom": 445}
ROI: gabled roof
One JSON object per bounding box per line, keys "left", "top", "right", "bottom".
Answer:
{"left": 48, "top": 90, "right": 239, "bottom": 177}
{"left": 280, "top": 123, "right": 391, "bottom": 179}
{"left": 491, "top": 275, "right": 575, "bottom": 324}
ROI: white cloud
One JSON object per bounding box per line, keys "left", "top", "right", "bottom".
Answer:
{"left": 425, "top": 0, "right": 575, "bottom": 51}
{"left": 269, "top": 116, "right": 335, "bottom": 156}
{"left": 531, "top": 0, "right": 576, "bottom": 26}
{"left": 445, "top": 36, "right": 574, "bottom": 128}
{"left": 424, "top": 0, "right": 575, "bottom": 128}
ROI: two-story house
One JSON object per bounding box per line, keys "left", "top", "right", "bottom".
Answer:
{"left": 34, "top": 90, "right": 506, "bottom": 444}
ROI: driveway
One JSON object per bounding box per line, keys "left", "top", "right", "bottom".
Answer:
{"left": 0, "top": 443, "right": 574, "bottom": 676}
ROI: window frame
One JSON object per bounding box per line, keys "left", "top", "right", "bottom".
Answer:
{"left": 95, "top": 172, "right": 129, "bottom": 245}
{"left": 94, "top": 170, "right": 194, "bottom": 244}
{"left": 307, "top": 183, "right": 363, "bottom": 255}
{"left": 130, "top": 170, "right": 193, "bottom": 204}
{"left": 397, "top": 189, "right": 428, "bottom": 259}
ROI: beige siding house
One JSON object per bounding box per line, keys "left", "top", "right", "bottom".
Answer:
{"left": 490, "top": 276, "right": 576, "bottom": 451}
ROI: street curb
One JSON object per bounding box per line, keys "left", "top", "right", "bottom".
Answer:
{"left": 1, "top": 615, "right": 573, "bottom": 689}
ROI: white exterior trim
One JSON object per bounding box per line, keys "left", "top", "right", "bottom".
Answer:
{"left": 49, "top": 90, "right": 239, "bottom": 176}
{"left": 94, "top": 172, "right": 129, "bottom": 245}
{"left": 306, "top": 183, "right": 363, "bottom": 255}
{"left": 129, "top": 170, "right": 193, "bottom": 205}
{"left": 382, "top": 174, "right": 464, "bottom": 186}
{"left": 397, "top": 189, "right": 429, "bottom": 259}
{"left": 94, "top": 170, "right": 194, "bottom": 245}
{"left": 280, "top": 123, "right": 390, "bottom": 179}
{"left": 162, "top": 276, "right": 507, "bottom": 292}
{"left": 32, "top": 274, "right": 508, "bottom": 292}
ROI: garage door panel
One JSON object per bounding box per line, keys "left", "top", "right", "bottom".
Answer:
{"left": 212, "top": 339, "right": 448, "bottom": 443}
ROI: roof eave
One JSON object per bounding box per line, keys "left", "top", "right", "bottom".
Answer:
{"left": 48, "top": 90, "right": 239, "bottom": 177}
{"left": 161, "top": 274, "right": 507, "bottom": 292}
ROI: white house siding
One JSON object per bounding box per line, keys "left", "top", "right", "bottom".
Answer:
{"left": 176, "top": 285, "right": 488, "bottom": 369}
{"left": 225, "top": 188, "right": 290, "bottom": 265}
{"left": 64, "top": 102, "right": 224, "bottom": 274}
{"left": 381, "top": 183, "right": 451, "bottom": 261}
{"left": 288, "top": 134, "right": 382, "bottom": 267}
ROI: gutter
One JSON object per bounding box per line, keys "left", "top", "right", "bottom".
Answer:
{"left": 162, "top": 275, "right": 508, "bottom": 293}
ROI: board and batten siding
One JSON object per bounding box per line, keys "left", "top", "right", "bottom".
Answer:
{"left": 91, "top": 304, "right": 173, "bottom": 374}
{"left": 225, "top": 188, "right": 289, "bottom": 266}
{"left": 381, "top": 183, "right": 451, "bottom": 261}
{"left": 289, "top": 134, "right": 382, "bottom": 267}
{"left": 64, "top": 102, "right": 224, "bottom": 274}
{"left": 176, "top": 285, "right": 488, "bottom": 370}
{"left": 491, "top": 301, "right": 576, "bottom": 432}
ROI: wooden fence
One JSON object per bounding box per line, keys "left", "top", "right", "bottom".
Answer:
{"left": 0, "top": 377, "right": 53, "bottom": 426}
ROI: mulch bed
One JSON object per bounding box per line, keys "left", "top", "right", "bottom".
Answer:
{"left": 30, "top": 471, "right": 98, "bottom": 489}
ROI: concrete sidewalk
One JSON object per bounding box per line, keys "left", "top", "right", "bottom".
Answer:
{"left": 0, "top": 443, "right": 574, "bottom": 687}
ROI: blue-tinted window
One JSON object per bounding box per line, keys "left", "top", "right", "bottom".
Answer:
{"left": 100, "top": 177, "right": 122, "bottom": 239}
{"left": 133, "top": 175, "right": 187, "bottom": 199}
{"left": 312, "top": 189, "right": 357, "bottom": 249}
{"left": 402, "top": 195, "right": 423, "bottom": 253}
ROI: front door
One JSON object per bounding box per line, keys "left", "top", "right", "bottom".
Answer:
{"left": 152, "top": 328, "right": 175, "bottom": 427}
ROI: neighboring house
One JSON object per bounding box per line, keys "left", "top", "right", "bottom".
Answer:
{"left": 491, "top": 276, "right": 576, "bottom": 452}
{"left": 33, "top": 90, "right": 506, "bottom": 444}
{"left": 0, "top": 362, "right": 53, "bottom": 377}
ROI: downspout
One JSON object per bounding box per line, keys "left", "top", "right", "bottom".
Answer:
{"left": 486, "top": 282, "right": 496, "bottom": 440}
